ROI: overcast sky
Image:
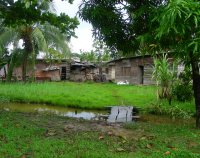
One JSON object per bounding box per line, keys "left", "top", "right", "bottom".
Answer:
{"left": 54, "top": 0, "right": 93, "bottom": 53}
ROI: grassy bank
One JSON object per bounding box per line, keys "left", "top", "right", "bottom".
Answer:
{"left": 0, "top": 82, "right": 156, "bottom": 108}
{"left": 0, "top": 111, "right": 199, "bottom": 158}
{"left": 0, "top": 82, "right": 195, "bottom": 114}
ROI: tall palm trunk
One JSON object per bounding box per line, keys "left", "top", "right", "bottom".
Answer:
{"left": 22, "top": 51, "right": 29, "bottom": 82}
{"left": 21, "top": 26, "right": 33, "bottom": 82}
{"left": 30, "top": 48, "right": 36, "bottom": 82}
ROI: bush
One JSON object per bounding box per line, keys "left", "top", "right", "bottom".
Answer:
{"left": 172, "top": 67, "right": 193, "bottom": 102}
{"left": 173, "top": 84, "right": 193, "bottom": 102}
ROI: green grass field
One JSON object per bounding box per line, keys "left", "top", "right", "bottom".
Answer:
{"left": 0, "top": 82, "right": 195, "bottom": 114}
{"left": 0, "top": 82, "right": 198, "bottom": 158}
{"left": 0, "top": 82, "right": 157, "bottom": 108}
{"left": 0, "top": 111, "right": 199, "bottom": 158}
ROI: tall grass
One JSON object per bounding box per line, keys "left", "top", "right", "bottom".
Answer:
{"left": 0, "top": 82, "right": 195, "bottom": 113}
{"left": 0, "top": 82, "right": 155, "bottom": 108}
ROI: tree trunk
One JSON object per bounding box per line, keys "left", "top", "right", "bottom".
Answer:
{"left": 3, "top": 66, "right": 7, "bottom": 79}
{"left": 99, "top": 66, "right": 103, "bottom": 82}
{"left": 21, "top": 26, "right": 33, "bottom": 82}
{"left": 30, "top": 50, "right": 35, "bottom": 82}
{"left": 22, "top": 51, "right": 28, "bottom": 82}
{"left": 190, "top": 54, "right": 200, "bottom": 128}
{"left": 6, "top": 53, "right": 16, "bottom": 82}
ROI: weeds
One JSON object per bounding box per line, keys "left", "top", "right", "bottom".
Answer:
{"left": 148, "top": 102, "right": 194, "bottom": 119}
{"left": 0, "top": 96, "right": 10, "bottom": 103}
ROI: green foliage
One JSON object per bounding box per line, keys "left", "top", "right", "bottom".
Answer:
{"left": 0, "top": 0, "right": 79, "bottom": 35}
{"left": 80, "top": 0, "right": 200, "bottom": 126}
{"left": 145, "top": 0, "right": 200, "bottom": 127}
{"left": 152, "top": 54, "right": 177, "bottom": 100}
{"left": 92, "top": 39, "right": 112, "bottom": 62}
{"left": 72, "top": 39, "right": 113, "bottom": 63}
{"left": 0, "top": 22, "right": 72, "bottom": 81}
{"left": 151, "top": 0, "right": 200, "bottom": 61}
{"left": 41, "top": 24, "right": 71, "bottom": 52}
{"left": 173, "top": 67, "right": 193, "bottom": 102}
{"left": 79, "top": 0, "right": 164, "bottom": 53}
{"left": 0, "top": 26, "right": 20, "bottom": 53}
{"left": 0, "top": 0, "right": 76, "bottom": 81}
{"left": 153, "top": 54, "right": 174, "bottom": 87}
{"left": 0, "top": 96, "right": 10, "bottom": 103}
{"left": 0, "top": 48, "right": 10, "bottom": 70}
{"left": 148, "top": 103, "right": 193, "bottom": 119}
{"left": 77, "top": 50, "right": 97, "bottom": 62}
{"left": 73, "top": 42, "right": 112, "bottom": 63}
{"left": 6, "top": 48, "right": 24, "bottom": 81}
{"left": 173, "top": 84, "right": 193, "bottom": 102}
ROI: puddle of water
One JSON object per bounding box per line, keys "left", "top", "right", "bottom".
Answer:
{"left": 0, "top": 103, "right": 194, "bottom": 125}
{"left": 0, "top": 103, "right": 108, "bottom": 120}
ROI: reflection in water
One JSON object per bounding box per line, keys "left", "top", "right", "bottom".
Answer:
{"left": 0, "top": 103, "right": 107, "bottom": 120}
{"left": 64, "top": 112, "right": 96, "bottom": 120}
{"left": 0, "top": 103, "right": 193, "bottom": 124}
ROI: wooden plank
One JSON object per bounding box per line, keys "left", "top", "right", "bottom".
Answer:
{"left": 107, "top": 106, "right": 133, "bottom": 123}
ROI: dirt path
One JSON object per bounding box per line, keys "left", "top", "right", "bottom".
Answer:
{"left": 24, "top": 112, "right": 139, "bottom": 139}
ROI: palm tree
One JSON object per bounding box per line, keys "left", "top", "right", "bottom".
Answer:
{"left": 38, "top": 23, "right": 71, "bottom": 60}
{"left": 0, "top": 25, "right": 21, "bottom": 81}
{"left": 0, "top": 23, "right": 71, "bottom": 82}
{"left": 0, "top": 25, "right": 46, "bottom": 81}
{"left": 0, "top": 1, "right": 71, "bottom": 82}
{"left": 6, "top": 48, "right": 24, "bottom": 81}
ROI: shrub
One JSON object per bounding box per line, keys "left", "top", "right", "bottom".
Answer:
{"left": 173, "top": 84, "right": 193, "bottom": 102}
{"left": 173, "top": 67, "right": 193, "bottom": 102}
{"left": 152, "top": 54, "right": 176, "bottom": 100}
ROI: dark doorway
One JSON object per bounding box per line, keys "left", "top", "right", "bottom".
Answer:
{"left": 139, "top": 66, "right": 144, "bottom": 84}
{"left": 61, "top": 67, "right": 66, "bottom": 80}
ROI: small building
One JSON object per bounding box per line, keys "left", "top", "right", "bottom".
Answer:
{"left": 0, "top": 59, "right": 100, "bottom": 82}
{"left": 33, "top": 59, "right": 70, "bottom": 81}
{"left": 106, "top": 55, "right": 156, "bottom": 85}
{"left": 70, "top": 61, "right": 97, "bottom": 82}
{"left": 0, "top": 59, "right": 70, "bottom": 81}
{"left": 1, "top": 55, "right": 177, "bottom": 84}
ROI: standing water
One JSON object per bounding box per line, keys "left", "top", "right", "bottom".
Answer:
{"left": 0, "top": 103, "right": 108, "bottom": 120}
{"left": 0, "top": 103, "right": 194, "bottom": 125}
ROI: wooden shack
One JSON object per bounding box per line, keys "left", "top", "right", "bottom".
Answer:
{"left": 12, "top": 59, "right": 70, "bottom": 81}
{"left": 70, "top": 61, "right": 97, "bottom": 82}
{"left": 0, "top": 59, "right": 99, "bottom": 82}
{"left": 106, "top": 55, "right": 156, "bottom": 85}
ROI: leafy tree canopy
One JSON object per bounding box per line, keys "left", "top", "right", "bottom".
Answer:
{"left": 152, "top": 0, "right": 200, "bottom": 63}
{"left": 0, "top": 0, "right": 79, "bottom": 36}
{"left": 79, "top": 0, "right": 165, "bottom": 54}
